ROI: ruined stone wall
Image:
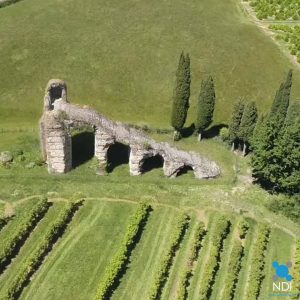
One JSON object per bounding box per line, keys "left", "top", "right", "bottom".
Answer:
{"left": 40, "top": 79, "right": 221, "bottom": 179}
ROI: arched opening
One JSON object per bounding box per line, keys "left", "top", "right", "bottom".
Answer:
{"left": 176, "top": 165, "right": 194, "bottom": 177}
{"left": 107, "top": 142, "right": 130, "bottom": 172}
{"left": 142, "top": 155, "right": 164, "bottom": 174}
{"left": 71, "top": 128, "right": 95, "bottom": 168}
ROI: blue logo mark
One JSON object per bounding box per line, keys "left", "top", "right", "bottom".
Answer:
{"left": 272, "top": 261, "right": 293, "bottom": 282}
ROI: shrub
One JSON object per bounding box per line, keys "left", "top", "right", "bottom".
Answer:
{"left": 220, "top": 127, "right": 229, "bottom": 142}
{"left": 222, "top": 239, "right": 244, "bottom": 300}
{"left": 238, "top": 219, "right": 249, "bottom": 239}
{"left": 293, "top": 239, "right": 300, "bottom": 299}
{"left": 149, "top": 213, "right": 189, "bottom": 300}
{"left": 94, "top": 202, "right": 151, "bottom": 300}
{"left": 177, "top": 222, "right": 206, "bottom": 300}
{"left": 0, "top": 198, "right": 49, "bottom": 271}
{"left": 2, "top": 201, "right": 81, "bottom": 300}
{"left": 199, "top": 216, "right": 230, "bottom": 300}
{"left": 246, "top": 224, "right": 270, "bottom": 300}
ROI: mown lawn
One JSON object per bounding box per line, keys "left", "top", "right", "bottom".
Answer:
{"left": 0, "top": 0, "right": 299, "bottom": 128}
{"left": 21, "top": 200, "right": 136, "bottom": 300}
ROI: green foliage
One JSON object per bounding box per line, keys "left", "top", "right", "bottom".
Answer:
{"left": 246, "top": 224, "right": 270, "bottom": 300}
{"left": 270, "top": 70, "right": 292, "bottom": 126}
{"left": 177, "top": 222, "right": 206, "bottom": 300}
{"left": 228, "top": 100, "right": 245, "bottom": 146}
{"left": 195, "top": 76, "right": 216, "bottom": 135}
{"left": 238, "top": 219, "right": 250, "bottom": 239}
{"left": 293, "top": 239, "right": 300, "bottom": 299}
{"left": 0, "top": 198, "right": 48, "bottom": 270}
{"left": 251, "top": 71, "right": 299, "bottom": 194}
{"left": 220, "top": 127, "right": 229, "bottom": 142}
{"left": 94, "top": 202, "right": 151, "bottom": 300}
{"left": 149, "top": 213, "right": 189, "bottom": 300}
{"left": 238, "top": 101, "right": 258, "bottom": 145}
{"left": 222, "top": 239, "right": 244, "bottom": 300}
{"left": 269, "top": 195, "right": 300, "bottom": 225}
{"left": 171, "top": 52, "right": 191, "bottom": 134}
{"left": 1, "top": 201, "right": 79, "bottom": 300}
{"left": 248, "top": 0, "right": 300, "bottom": 21}
{"left": 199, "top": 216, "right": 230, "bottom": 300}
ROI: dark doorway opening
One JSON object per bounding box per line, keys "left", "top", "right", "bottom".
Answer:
{"left": 72, "top": 131, "right": 95, "bottom": 168}
{"left": 142, "top": 155, "right": 164, "bottom": 174}
{"left": 107, "top": 142, "right": 130, "bottom": 172}
{"left": 50, "top": 86, "right": 63, "bottom": 102}
{"left": 176, "top": 165, "right": 194, "bottom": 177}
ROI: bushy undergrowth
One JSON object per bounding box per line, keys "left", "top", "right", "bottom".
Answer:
{"left": 269, "top": 25, "right": 300, "bottom": 63}
{"left": 222, "top": 239, "right": 244, "bottom": 300}
{"left": 1, "top": 200, "right": 80, "bottom": 300}
{"left": 199, "top": 216, "right": 230, "bottom": 300}
{"left": 293, "top": 239, "right": 300, "bottom": 299}
{"left": 247, "top": 0, "right": 300, "bottom": 20}
{"left": 149, "top": 213, "right": 189, "bottom": 300}
{"left": 94, "top": 202, "right": 151, "bottom": 300}
{"left": 0, "top": 198, "right": 49, "bottom": 271}
{"left": 246, "top": 224, "right": 270, "bottom": 300}
{"left": 177, "top": 222, "right": 206, "bottom": 300}
{"left": 269, "top": 195, "right": 300, "bottom": 225}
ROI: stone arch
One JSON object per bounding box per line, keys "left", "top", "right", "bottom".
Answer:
{"left": 141, "top": 154, "right": 164, "bottom": 174}
{"left": 175, "top": 165, "right": 194, "bottom": 177}
{"left": 106, "top": 142, "right": 130, "bottom": 172}
{"left": 70, "top": 124, "right": 95, "bottom": 168}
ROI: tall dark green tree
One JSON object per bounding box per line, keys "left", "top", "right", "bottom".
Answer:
{"left": 251, "top": 70, "right": 296, "bottom": 193}
{"left": 269, "top": 118, "right": 300, "bottom": 194}
{"left": 269, "top": 69, "right": 292, "bottom": 127}
{"left": 171, "top": 52, "right": 191, "bottom": 140}
{"left": 238, "top": 101, "right": 258, "bottom": 156}
{"left": 195, "top": 76, "right": 216, "bottom": 141}
{"left": 228, "top": 99, "right": 245, "bottom": 151}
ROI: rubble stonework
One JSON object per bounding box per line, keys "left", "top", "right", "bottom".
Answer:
{"left": 40, "top": 79, "right": 221, "bottom": 179}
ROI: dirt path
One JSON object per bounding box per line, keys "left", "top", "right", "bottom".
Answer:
{"left": 240, "top": 1, "right": 300, "bottom": 70}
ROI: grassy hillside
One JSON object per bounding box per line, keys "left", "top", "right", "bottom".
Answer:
{"left": 0, "top": 0, "right": 300, "bottom": 128}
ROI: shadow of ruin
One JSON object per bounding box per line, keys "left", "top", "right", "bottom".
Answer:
{"left": 40, "top": 79, "right": 220, "bottom": 179}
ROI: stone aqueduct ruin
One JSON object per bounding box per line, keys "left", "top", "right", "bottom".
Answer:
{"left": 40, "top": 79, "right": 220, "bottom": 179}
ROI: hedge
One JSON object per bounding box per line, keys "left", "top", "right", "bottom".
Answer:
{"left": 199, "top": 216, "right": 230, "bottom": 300}
{"left": 293, "top": 239, "right": 300, "bottom": 299}
{"left": 246, "top": 224, "right": 270, "bottom": 300}
{"left": 0, "top": 197, "right": 49, "bottom": 271}
{"left": 1, "top": 201, "right": 80, "bottom": 300}
{"left": 222, "top": 239, "right": 244, "bottom": 300}
{"left": 149, "top": 213, "right": 189, "bottom": 300}
{"left": 177, "top": 222, "right": 206, "bottom": 300}
{"left": 94, "top": 202, "right": 151, "bottom": 300}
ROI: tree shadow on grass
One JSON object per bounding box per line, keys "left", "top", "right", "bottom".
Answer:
{"left": 203, "top": 123, "right": 227, "bottom": 139}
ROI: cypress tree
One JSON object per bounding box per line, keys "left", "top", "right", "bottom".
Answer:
{"left": 269, "top": 69, "right": 292, "bottom": 127}
{"left": 238, "top": 101, "right": 258, "bottom": 156}
{"left": 228, "top": 99, "right": 245, "bottom": 151}
{"left": 171, "top": 52, "right": 191, "bottom": 140}
{"left": 195, "top": 76, "right": 216, "bottom": 141}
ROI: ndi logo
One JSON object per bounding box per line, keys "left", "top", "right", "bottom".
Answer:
{"left": 272, "top": 261, "right": 293, "bottom": 292}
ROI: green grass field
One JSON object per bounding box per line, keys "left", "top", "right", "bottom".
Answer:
{"left": 0, "top": 0, "right": 300, "bottom": 128}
